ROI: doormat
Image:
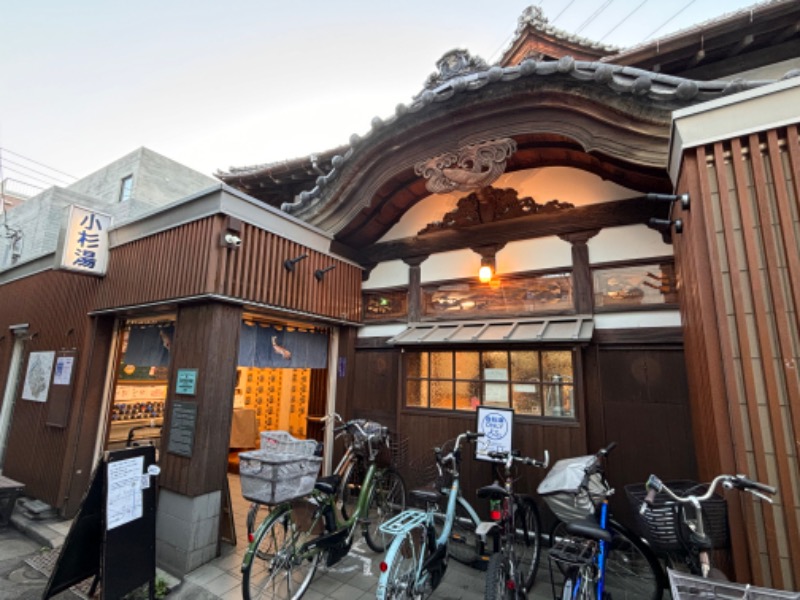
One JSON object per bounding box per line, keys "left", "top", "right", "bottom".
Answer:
{"left": 24, "top": 546, "right": 95, "bottom": 599}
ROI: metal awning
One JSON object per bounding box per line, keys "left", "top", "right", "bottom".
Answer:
{"left": 386, "top": 316, "right": 594, "bottom": 346}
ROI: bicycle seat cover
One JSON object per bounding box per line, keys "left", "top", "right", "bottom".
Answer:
{"left": 477, "top": 482, "right": 509, "bottom": 500}
{"left": 315, "top": 474, "right": 341, "bottom": 495}
{"left": 410, "top": 488, "right": 441, "bottom": 504}
{"left": 565, "top": 516, "right": 613, "bottom": 543}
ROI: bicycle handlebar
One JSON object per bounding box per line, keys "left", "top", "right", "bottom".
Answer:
{"left": 435, "top": 431, "right": 484, "bottom": 469}
{"left": 641, "top": 473, "right": 777, "bottom": 514}
{"left": 487, "top": 449, "right": 550, "bottom": 470}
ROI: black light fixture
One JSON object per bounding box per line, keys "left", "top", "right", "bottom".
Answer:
{"left": 649, "top": 218, "right": 683, "bottom": 234}
{"left": 284, "top": 254, "right": 308, "bottom": 272}
{"left": 646, "top": 193, "right": 690, "bottom": 210}
{"left": 315, "top": 265, "right": 337, "bottom": 281}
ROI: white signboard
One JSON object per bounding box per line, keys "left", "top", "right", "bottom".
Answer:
{"left": 53, "top": 356, "right": 75, "bottom": 386}
{"left": 107, "top": 456, "right": 145, "bottom": 530}
{"left": 58, "top": 205, "right": 112, "bottom": 276}
{"left": 22, "top": 351, "right": 55, "bottom": 402}
{"left": 475, "top": 406, "right": 514, "bottom": 462}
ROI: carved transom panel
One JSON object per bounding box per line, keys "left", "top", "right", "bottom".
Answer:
{"left": 415, "top": 138, "right": 517, "bottom": 194}
{"left": 418, "top": 186, "right": 575, "bottom": 235}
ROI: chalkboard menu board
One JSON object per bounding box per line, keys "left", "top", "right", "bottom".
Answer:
{"left": 167, "top": 400, "right": 197, "bottom": 457}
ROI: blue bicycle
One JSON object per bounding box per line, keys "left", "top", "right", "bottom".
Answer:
{"left": 540, "top": 443, "right": 665, "bottom": 600}
{"left": 375, "top": 430, "right": 483, "bottom": 600}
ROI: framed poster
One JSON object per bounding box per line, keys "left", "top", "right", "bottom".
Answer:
{"left": 22, "top": 351, "right": 55, "bottom": 402}
{"left": 475, "top": 406, "right": 514, "bottom": 462}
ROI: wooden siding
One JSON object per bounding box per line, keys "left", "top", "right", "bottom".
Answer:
{"left": 159, "top": 302, "right": 241, "bottom": 497}
{"left": 95, "top": 216, "right": 362, "bottom": 323}
{"left": 0, "top": 271, "right": 101, "bottom": 508}
{"left": 676, "top": 127, "right": 800, "bottom": 589}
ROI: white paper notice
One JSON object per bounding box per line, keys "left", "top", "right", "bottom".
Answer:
{"left": 106, "top": 456, "right": 144, "bottom": 530}
{"left": 53, "top": 356, "right": 74, "bottom": 386}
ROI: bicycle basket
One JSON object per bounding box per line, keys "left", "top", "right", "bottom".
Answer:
{"left": 348, "top": 419, "right": 387, "bottom": 456}
{"left": 537, "top": 455, "right": 609, "bottom": 522}
{"left": 259, "top": 430, "right": 318, "bottom": 456}
{"left": 625, "top": 480, "right": 729, "bottom": 553}
{"left": 241, "top": 430, "right": 322, "bottom": 505}
{"left": 668, "top": 569, "right": 800, "bottom": 600}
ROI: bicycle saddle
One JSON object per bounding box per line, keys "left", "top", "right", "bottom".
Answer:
{"left": 315, "top": 474, "right": 341, "bottom": 495}
{"left": 565, "top": 516, "right": 613, "bottom": 543}
{"left": 410, "top": 487, "right": 441, "bottom": 504}
{"left": 477, "top": 481, "right": 508, "bottom": 500}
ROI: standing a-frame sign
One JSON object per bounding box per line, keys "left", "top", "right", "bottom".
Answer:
{"left": 42, "top": 445, "right": 159, "bottom": 599}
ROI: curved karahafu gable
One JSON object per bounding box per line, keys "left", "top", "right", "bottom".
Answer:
{"left": 277, "top": 56, "right": 785, "bottom": 247}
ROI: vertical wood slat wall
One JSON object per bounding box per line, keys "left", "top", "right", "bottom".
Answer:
{"left": 95, "top": 215, "right": 362, "bottom": 323}
{"left": 676, "top": 126, "right": 800, "bottom": 590}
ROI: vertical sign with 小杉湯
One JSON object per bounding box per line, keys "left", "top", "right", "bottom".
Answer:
{"left": 57, "top": 205, "right": 112, "bottom": 276}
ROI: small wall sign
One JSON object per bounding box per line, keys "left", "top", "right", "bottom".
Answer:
{"left": 475, "top": 406, "right": 514, "bottom": 462}
{"left": 167, "top": 401, "right": 197, "bottom": 458}
{"left": 175, "top": 369, "right": 198, "bottom": 395}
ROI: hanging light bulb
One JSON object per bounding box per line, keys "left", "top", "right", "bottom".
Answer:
{"left": 479, "top": 256, "right": 495, "bottom": 283}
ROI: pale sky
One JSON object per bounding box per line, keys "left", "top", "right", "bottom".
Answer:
{"left": 0, "top": 0, "right": 774, "bottom": 193}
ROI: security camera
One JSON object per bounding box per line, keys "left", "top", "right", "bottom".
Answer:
{"left": 223, "top": 233, "right": 242, "bottom": 248}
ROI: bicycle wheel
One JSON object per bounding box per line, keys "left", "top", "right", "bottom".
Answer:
{"left": 339, "top": 458, "right": 365, "bottom": 521}
{"left": 603, "top": 521, "right": 664, "bottom": 600}
{"left": 513, "top": 496, "right": 542, "bottom": 592}
{"left": 486, "top": 552, "right": 515, "bottom": 600}
{"left": 446, "top": 499, "right": 480, "bottom": 564}
{"left": 365, "top": 468, "right": 407, "bottom": 552}
{"left": 377, "top": 528, "right": 424, "bottom": 600}
{"left": 242, "top": 506, "right": 320, "bottom": 600}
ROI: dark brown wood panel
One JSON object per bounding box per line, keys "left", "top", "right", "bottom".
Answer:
{"left": 347, "top": 349, "right": 399, "bottom": 434}
{"left": 0, "top": 270, "right": 101, "bottom": 510}
{"left": 159, "top": 302, "right": 242, "bottom": 497}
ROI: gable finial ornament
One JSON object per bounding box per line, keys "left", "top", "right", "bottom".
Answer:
{"left": 415, "top": 138, "right": 517, "bottom": 194}
{"left": 421, "top": 49, "right": 488, "bottom": 91}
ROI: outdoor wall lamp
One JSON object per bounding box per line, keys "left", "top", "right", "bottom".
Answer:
{"left": 646, "top": 192, "right": 690, "bottom": 210}
{"left": 649, "top": 218, "right": 683, "bottom": 234}
{"left": 479, "top": 256, "right": 495, "bottom": 283}
{"left": 315, "top": 265, "right": 337, "bottom": 281}
{"left": 472, "top": 243, "right": 505, "bottom": 283}
{"left": 284, "top": 254, "right": 308, "bottom": 272}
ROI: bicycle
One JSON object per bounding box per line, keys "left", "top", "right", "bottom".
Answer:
{"left": 240, "top": 418, "right": 406, "bottom": 600}
{"left": 539, "top": 442, "right": 665, "bottom": 600}
{"left": 480, "top": 448, "right": 550, "bottom": 600}
{"left": 375, "top": 430, "right": 483, "bottom": 600}
{"left": 244, "top": 414, "right": 382, "bottom": 541}
{"left": 630, "top": 473, "right": 792, "bottom": 598}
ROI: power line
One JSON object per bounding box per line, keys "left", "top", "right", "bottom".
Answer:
{"left": 575, "top": 1, "right": 615, "bottom": 36}
{"left": 0, "top": 164, "right": 67, "bottom": 188}
{"left": 0, "top": 157, "right": 74, "bottom": 185}
{"left": 599, "top": 0, "right": 649, "bottom": 42}
{"left": 644, "top": 0, "right": 698, "bottom": 41}
{"left": 0, "top": 147, "right": 77, "bottom": 180}
{"left": 551, "top": 0, "right": 577, "bottom": 25}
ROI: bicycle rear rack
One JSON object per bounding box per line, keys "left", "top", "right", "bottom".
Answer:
{"left": 379, "top": 509, "right": 428, "bottom": 536}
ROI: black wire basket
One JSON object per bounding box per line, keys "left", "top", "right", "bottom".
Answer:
{"left": 625, "top": 480, "right": 730, "bottom": 554}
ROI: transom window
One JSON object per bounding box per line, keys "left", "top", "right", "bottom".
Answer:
{"left": 404, "top": 349, "right": 574, "bottom": 418}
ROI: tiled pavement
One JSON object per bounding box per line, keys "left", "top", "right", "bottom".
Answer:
{"left": 3, "top": 473, "right": 561, "bottom": 599}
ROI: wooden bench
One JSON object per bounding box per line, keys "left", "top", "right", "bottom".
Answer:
{"left": 0, "top": 475, "right": 25, "bottom": 527}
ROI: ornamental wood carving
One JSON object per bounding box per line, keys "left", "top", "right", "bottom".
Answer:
{"left": 415, "top": 139, "right": 517, "bottom": 194}
{"left": 418, "top": 186, "right": 574, "bottom": 234}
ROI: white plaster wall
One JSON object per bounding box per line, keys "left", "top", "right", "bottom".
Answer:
{"left": 363, "top": 260, "right": 408, "bottom": 289}
{"left": 588, "top": 224, "right": 673, "bottom": 264}
{"left": 594, "top": 310, "right": 681, "bottom": 329}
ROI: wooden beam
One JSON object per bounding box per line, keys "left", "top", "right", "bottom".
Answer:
{"left": 726, "top": 34, "right": 754, "bottom": 58}
{"left": 358, "top": 196, "right": 664, "bottom": 265}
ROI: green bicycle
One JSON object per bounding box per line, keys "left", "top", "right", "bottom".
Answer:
{"left": 241, "top": 417, "right": 406, "bottom": 600}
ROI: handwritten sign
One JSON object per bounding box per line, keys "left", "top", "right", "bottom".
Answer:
{"left": 475, "top": 406, "right": 514, "bottom": 462}
{"left": 106, "top": 456, "right": 144, "bottom": 530}
{"left": 58, "top": 205, "right": 112, "bottom": 276}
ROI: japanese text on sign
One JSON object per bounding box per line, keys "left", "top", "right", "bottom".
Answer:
{"left": 58, "top": 205, "right": 112, "bottom": 276}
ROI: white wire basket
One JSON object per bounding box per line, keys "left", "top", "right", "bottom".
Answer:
{"left": 668, "top": 569, "right": 800, "bottom": 600}
{"left": 240, "top": 430, "right": 321, "bottom": 505}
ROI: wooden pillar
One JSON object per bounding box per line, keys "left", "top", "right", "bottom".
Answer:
{"left": 559, "top": 230, "right": 599, "bottom": 314}
{"left": 159, "top": 301, "right": 242, "bottom": 497}
{"left": 403, "top": 255, "right": 428, "bottom": 322}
